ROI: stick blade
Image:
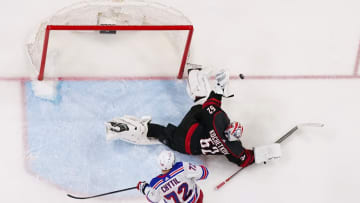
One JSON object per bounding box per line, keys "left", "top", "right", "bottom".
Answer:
{"left": 298, "top": 123, "right": 324, "bottom": 128}
{"left": 67, "top": 194, "right": 87, "bottom": 199}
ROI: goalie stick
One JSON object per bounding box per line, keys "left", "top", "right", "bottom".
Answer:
{"left": 215, "top": 122, "right": 324, "bottom": 190}
{"left": 67, "top": 186, "right": 137, "bottom": 199}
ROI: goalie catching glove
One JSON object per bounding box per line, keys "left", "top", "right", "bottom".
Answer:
{"left": 254, "top": 143, "right": 282, "bottom": 164}
{"left": 214, "top": 69, "right": 234, "bottom": 97}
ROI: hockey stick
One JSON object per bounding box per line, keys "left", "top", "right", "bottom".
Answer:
{"left": 67, "top": 186, "right": 137, "bottom": 199}
{"left": 275, "top": 123, "right": 324, "bottom": 144}
{"left": 215, "top": 123, "right": 324, "bottom": 190}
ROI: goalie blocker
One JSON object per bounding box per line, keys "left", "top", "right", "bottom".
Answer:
{"left": 254, "top": 143, "right": 282, "bottom": 164}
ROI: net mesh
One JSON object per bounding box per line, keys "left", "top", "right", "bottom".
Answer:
{"left": 26, "top": 0, "right": 192, "bottom": 78}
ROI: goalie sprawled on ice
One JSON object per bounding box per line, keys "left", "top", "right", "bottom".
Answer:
{"left": 105, "top": 66, "right": 281, "bottom": 167}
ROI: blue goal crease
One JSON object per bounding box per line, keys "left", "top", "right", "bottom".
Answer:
{"left": 24, "top": 80, "right": 205, "bottom": 198}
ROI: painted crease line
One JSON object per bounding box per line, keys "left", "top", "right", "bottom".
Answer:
{"left": 20, "top": 80, "right": 38, "bottom": 181}
{"left": 19, "top": 80, "right": 145, "bottom": 201}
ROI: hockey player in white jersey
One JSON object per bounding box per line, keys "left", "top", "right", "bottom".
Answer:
{"left": 137, "top": 150, "right": 208, "bottom": 203}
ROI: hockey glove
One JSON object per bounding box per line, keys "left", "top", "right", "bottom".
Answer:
{"left": 137, "top": 181, "right": 149, "bottom": 195}
{"left": 214, "top": 69, "right": 230, "bottom": 95}
{"left": 254, "top": 143, "right": 282, "bottom": 164}
{"left": 215, "top": 69, "right": 229, "bottom": 88}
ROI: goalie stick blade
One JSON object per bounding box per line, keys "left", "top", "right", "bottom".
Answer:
{"left": 298, "top": 123, "right": 324, "bottom": 128}
{"left": 275, "top": 122, "right": 324, "bottom": 144}
{"left": 222, "top": 94, "right": 234, "bottom": 98}
{"left": 67, "top": 194, "right": 88, "bottom": 199}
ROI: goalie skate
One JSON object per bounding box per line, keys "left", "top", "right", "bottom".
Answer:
{"left": 105, "top": 115, "right": 160, "bottom": 145}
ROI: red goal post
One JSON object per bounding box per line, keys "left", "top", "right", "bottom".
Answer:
{"left": 39, "top": 24, "right": 193, "bottom": 80}
{"left": 27, "top": 0, "right": 194, "bottom": 81}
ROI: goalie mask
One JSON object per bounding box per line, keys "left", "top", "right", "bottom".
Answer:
{"left": 224, "top": 121, "right": 244, "bottom": 141}
{"left": 158, "top": 150, "right": 175, "bottom": 171}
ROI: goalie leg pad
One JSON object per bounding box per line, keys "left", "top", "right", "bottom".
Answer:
{"left": 105, "top": 115, "right": 160, "bottom": 145}
{"left": 254, "top": 143, "right": 282, "bottom": 164}
{"left": 186, "top": 67, "right": 211, "bottom": 104}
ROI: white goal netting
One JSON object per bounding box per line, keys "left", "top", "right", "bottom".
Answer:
{"left": 26, "top": 0, "right": 193, "bottom": 80}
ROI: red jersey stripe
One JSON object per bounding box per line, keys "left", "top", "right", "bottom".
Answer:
{"left": 185, "top": 123, "right": 199, "bottom": 154}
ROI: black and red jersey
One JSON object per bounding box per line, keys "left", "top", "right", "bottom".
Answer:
{"left": 183, "top": 91, "right": 254, "bottom": 167}
{"left": 147, "top": 91, "right": 254, "bottom": 167}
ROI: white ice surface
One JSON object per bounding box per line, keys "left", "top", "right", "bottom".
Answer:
{"left": 1, "top": 0, "right": 360, "bottom": 202}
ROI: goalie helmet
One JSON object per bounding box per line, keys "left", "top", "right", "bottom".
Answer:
{"left": 224, "top": 121, "right": 244, "bottom": 141}
{"left": 158, "top": 150, "right": 175, "bottom": 171}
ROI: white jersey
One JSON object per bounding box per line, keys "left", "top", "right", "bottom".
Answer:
{"left": 144, "top": 161, "right": 208, "bottom": 203}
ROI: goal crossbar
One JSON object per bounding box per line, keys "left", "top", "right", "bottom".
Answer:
{"left": 39, "top": 24, "right": 194, "bottom": 80}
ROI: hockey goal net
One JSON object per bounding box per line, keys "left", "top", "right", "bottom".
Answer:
{"left": 26, "top": 0, "right": 193, "bottom": 80}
